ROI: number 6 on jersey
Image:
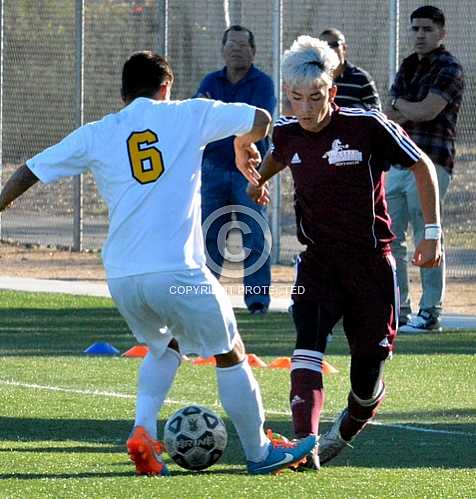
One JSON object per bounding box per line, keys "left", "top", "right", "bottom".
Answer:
{"left": 127, "top": 130, "right": 164, "bottom": 184}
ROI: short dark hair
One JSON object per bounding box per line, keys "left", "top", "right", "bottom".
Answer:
{"left": 411, "top": 5, "right": 445, "bottom": 27}
{"left": 121, "top": 51, "right": 174, "bottom": 102}
{"left": 222, "top": 25, "right": 255, "bottom": 50}
{"left": 319, "top": 28, "right": 346, "bottom": 44}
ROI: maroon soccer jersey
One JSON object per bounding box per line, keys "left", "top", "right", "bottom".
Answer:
{"left": 272, "top": 107, "right": 423, "bottom": 253}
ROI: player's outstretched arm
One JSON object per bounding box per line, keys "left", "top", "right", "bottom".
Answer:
{"left": 247, "top": 180, "right": 270, "bottom": 206}
{"left": 246, "top": 152, "right": 287, "bottom": 206}
{"left": 0, "top": 164, "right": 39, "bottom": 212}
{"left": 257, "top": 150, "right": 287, "bottom": 185}
{"left": 234, "top": 108, "right": 271, "bottom": 185}
{"left": 410, "top": 156, "right": 442, "bottom": 268}
{"left": 244, "top": 108, "right": 272, "bottom": 143}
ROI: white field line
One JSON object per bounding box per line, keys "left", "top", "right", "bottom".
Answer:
{"left": 1, "top": 379, "right": 474, "bottom": 438}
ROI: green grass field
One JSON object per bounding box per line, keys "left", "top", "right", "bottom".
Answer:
{"left": 0, "top": 290, "right": 475, "bottom": 499}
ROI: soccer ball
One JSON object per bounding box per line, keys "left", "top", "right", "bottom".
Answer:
{"left": 163, "top": 405, "right": 227, "bottom": 471}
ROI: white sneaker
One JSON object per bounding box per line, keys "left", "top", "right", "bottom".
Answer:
{"left": 399, "top": 310, "right": 442, "bottom": 333}
{"left": 318, "top": 409, "right": 353, "bottom": 465}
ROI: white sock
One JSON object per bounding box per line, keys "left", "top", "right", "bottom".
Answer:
{"left": 134, "top": 349, "right": 181, "bottom": 439}
{"left": 216, "top": 360, "right": 269, "bottom": 462}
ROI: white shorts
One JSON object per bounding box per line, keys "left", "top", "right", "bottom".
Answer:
{"left": 107, "top": 267, "right": 238, "bottom": 359}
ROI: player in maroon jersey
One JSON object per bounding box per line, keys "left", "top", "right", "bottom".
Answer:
{"left": 236, "top": 35, "right": 442, "bottom": 469}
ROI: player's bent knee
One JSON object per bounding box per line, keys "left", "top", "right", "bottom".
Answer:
{"left": 215, "top": 334, "right": 246, "bottom": 368}
{"left": 351, "top": 340, "right": 392, "bottom": 364}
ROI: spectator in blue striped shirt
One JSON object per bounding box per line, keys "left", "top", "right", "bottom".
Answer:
{"left": 320, "top": 28, "right": 381, "bottom": 110}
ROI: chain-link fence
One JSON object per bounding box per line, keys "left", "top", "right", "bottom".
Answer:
{"left": 0, "top": 0, "right": 475, "bottom": 279}
{"left": 397, "top": 0, "right": 476, "bottom": 280}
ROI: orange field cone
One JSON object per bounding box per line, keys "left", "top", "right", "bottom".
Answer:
{"left": 192, "top": 356, "right": 216, "bottom": 366}
{"left": 247, "top": 353, "right": 267, "bottom": 368}
{"left": 267, "top": 356, "right": 338, "bottom": 373}
{"left": 268, "top": 356, "right": 291, "bottom": 369}
{"left": 322, "top": 360, "right": 339, "bottom": 374}
{"left": 122, "top": 344, "right": 150, "bottom": 358}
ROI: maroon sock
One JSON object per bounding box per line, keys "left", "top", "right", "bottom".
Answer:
{"left": 339, "top": 386, "right": 385, "bottom": 441}
{"left": 290, "top": 369, "right": 324, "bottom": 438}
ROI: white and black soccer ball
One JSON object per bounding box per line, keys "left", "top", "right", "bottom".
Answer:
{"left": 163, "top": 405, "right": 227, "bottom": 471}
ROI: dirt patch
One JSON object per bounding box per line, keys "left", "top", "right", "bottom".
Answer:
{"left": 0, "top": 242, "right": 106, "bottom": 281}
{"left": 0, "top": 241, "right": 474, "bottom": 315}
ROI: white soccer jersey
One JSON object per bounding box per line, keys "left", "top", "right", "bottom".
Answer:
{"left": 27, "top": 98, "right": 255, "bottom": 278}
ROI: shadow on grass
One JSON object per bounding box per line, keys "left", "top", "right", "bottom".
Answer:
{"left": 322, "top": 421, "right": 476, "bottom": 469}
{"left": 0, "top": 471, "right": 135, "bottom": 480}
{"left": 0, "top": 307, "right": 132, "bottom": 357}
{"left": 0, "top": 413, "right": 474, "bottom": 470}
{"left": 269, "top": 418, "right": 476, "bottom": 470}
{"left": 0, "top": 306, "right": 474, "bottom": 358}
{"left": 0, "top": 445, "right": 125, "bottom": 454}
{"left": 0, "top": 467, "right": 247, "bottom": 480}
{"left": 0, "top": 416, "right": 130, "bottom": 445}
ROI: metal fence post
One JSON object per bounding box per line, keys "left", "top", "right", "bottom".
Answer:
{"left": 271, "top": 0, "right": 282, "bottom": 264}
{"left": 73, "top": 0, "right": 84, "bottom": 251}
{"left": 227, "top": 0, "right": 242, "bottom": 26}
{"left": 157, "top": 0, "right": 168, "bottom": 58}
{"left": 388, "top": 0, "right": 399, "bottom": 87}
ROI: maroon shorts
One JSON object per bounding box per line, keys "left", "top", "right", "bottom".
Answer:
{"left": 292, "top": 246, "right": 398, "bottom": 359}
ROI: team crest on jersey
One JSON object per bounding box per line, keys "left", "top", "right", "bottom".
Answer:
{"left": 322, "top": 139, "right": 363, "bottom": 166}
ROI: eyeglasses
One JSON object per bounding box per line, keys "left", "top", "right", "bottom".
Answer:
{"left": 327, "top": 41, "right": 343, "bottom": 49}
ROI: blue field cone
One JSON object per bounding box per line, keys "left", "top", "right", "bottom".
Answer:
{"left": 83, "top": 342, "right": 120, "bottom": 356}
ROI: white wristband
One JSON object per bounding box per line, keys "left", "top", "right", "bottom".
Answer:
{"left": 424, "top": 224, "right": 442, "bottom": 240}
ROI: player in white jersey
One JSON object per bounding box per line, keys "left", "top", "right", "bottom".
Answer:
{"left": 0, "top": 51, "right": 316, "bottom": 476}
